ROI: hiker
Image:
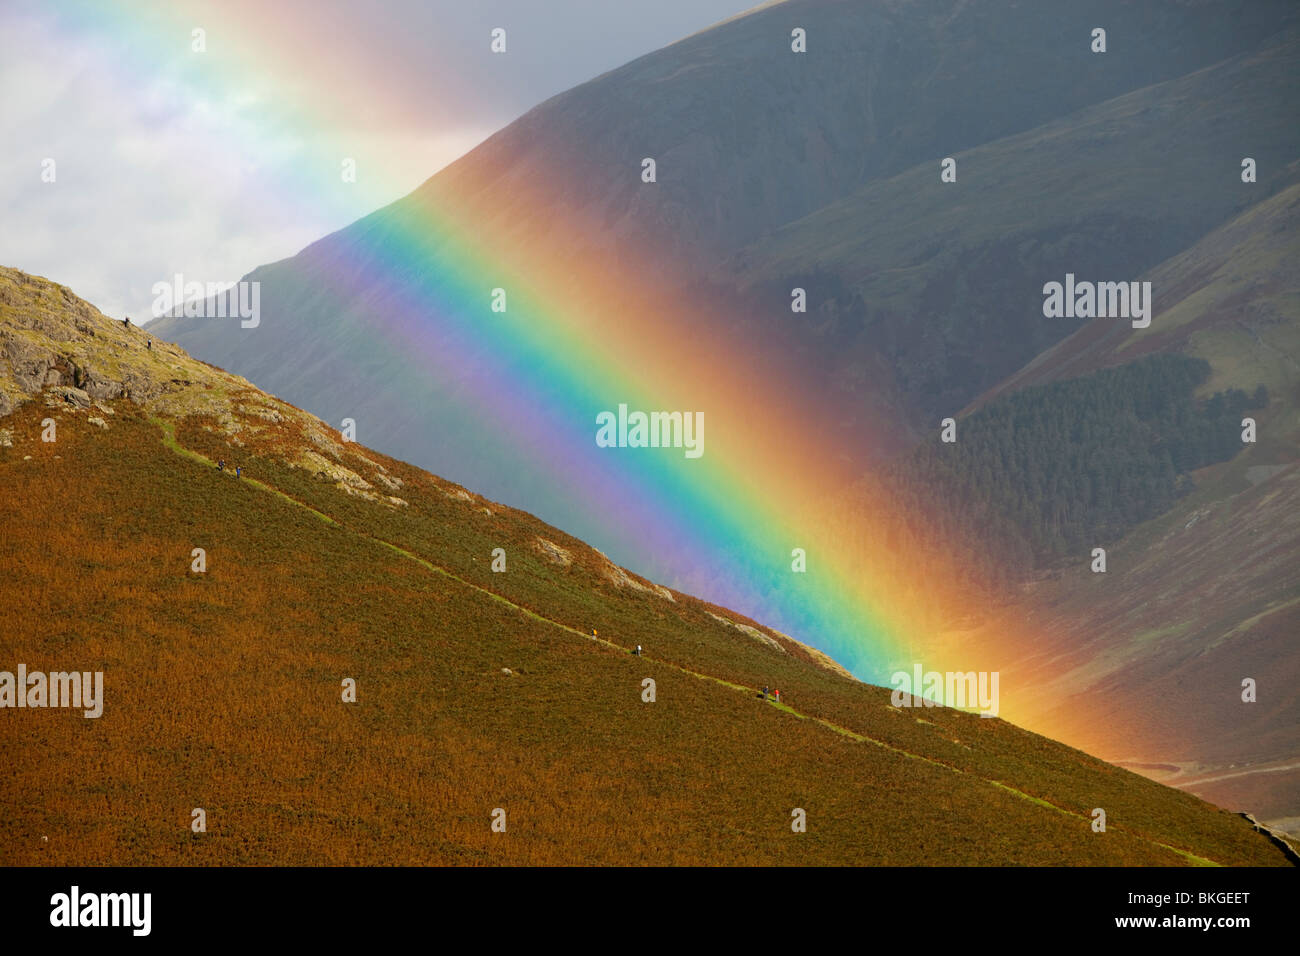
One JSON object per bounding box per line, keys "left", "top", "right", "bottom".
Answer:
{"left": 147, "top": 339, "right": 152, "bottom": 350}
{"left": 217, "top": 459, "right": 225, "bottom": 471}
{"left": 763, "top": 685, "right": 769, "bottom": 701}
{"left": 633, "top": 644, "right": 642, "bottom": 657}
{"left": 775, "top": 688, "right": 781, "bottom": 704}
{"left": 236, "top": 466, "right": 242, "bottom": 478}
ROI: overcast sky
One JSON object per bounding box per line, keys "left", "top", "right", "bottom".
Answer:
{"left": 0, "top": 0, "right": 766, "bottom": 320}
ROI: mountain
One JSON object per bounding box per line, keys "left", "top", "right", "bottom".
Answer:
{"left": 149, "top": 0, "right": 1300, "bottom": 502}
{"left": 141, "top": 0, "right": 1300, "bottom": 828}
{"left": 719, "top": 30, "right": 1300, "bottom": 426}
{"left": 1, "top": 264, "right": 1293, "bottom": 865}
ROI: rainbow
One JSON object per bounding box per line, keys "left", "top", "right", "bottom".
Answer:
{"left": 36, "top": 0, "right": 1054, "bottom": 725}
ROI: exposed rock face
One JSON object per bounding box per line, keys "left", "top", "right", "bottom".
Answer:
{"left": 44, "top": 386, "right": 91, "bottom": 408}
{"left": 375, "top": 471, "right": 403, "bottom": 492}
{"left": 0, "top": 268, "right": 183, "bottom": 414}
{"left": 0, "top": 265, "right": 418, "bottom": 516}
{"left": 533, "top": 537, "right": 573, "bottom": 567}
{"left": 297, "top": 449, "right": 373, "bottom": 490}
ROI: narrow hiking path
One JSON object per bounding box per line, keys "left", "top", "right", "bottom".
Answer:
{"left": 155, "top": 418, "right": 1227, "bottom": 865}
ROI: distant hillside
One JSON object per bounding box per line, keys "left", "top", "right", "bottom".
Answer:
{"left": 720, "top": 31, "right": 1300, "bottom": 427}
{"left": 970, "top": 178, "right": 1300, "bottom": 407}
{"left": 854, "top": 353, "right": 1268, "bottom": 595}
{"left": 2, "top": 265, "right": 1291, "bottom": 865}
{"left": 853, "top": 180, "right": 1300, "bottom": 604}
{"left": 410, "top": 0, "right": 1297, "bottom": 267}
{"left": 952, "top": 179, "right": 1300, "bottom": 838}
{"left": 150, "top": 0, "right": 1300, "bottom": 508}
{"left": 994, "top": 450, "right": 1300, "bottom": 839}
{"left": 811, "top": 174, "right": 1300, "bottom": 835}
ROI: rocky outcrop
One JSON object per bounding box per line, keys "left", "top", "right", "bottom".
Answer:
{"left": 0, "top": 265, "right": 417, "bottom": 514}
{"left": 0, "top": 268, "right": 187, "bottom": 415}
{"left": 533, "top": 537, "right": 573, "bottom": 568}
{"left": 44, "top": 386, "right": 91, "bottom": 408}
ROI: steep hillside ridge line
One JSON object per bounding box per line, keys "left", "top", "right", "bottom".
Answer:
{"left": 151, "top": 418, "right": 1244, "bottom": 866}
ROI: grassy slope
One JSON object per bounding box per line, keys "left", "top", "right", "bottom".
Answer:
{"left": 0, "top": 269, "right": 1291, "bottom": 865}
